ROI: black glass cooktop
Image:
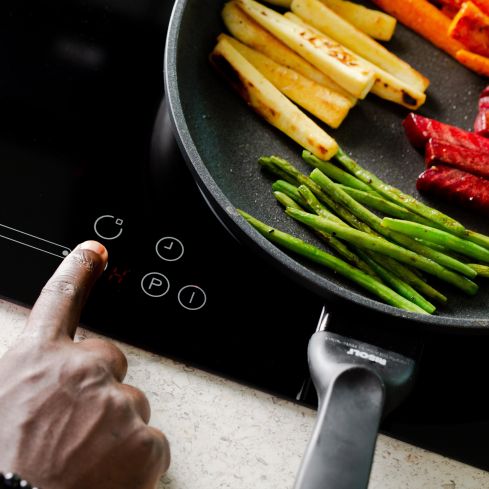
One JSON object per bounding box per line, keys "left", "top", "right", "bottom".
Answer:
{"left": 1, "top": 0, "right": 489, "bottom": 474}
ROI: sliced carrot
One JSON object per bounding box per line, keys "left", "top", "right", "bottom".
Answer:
{"left": 440, "top": 4, "right": 459, "bottom": 19}
{"left": 456, "top": 48, "right": 489, "bottom": 76}
{"left": 474, "top": 0, "right": 489, "bottom": 15}
{"left": 440, "top": 0, "right": 489, "bottom": 15}
{"left": 449, "top": 1, "right": 489, "bottom": 57}
{"left": 438, "top": 0, "right": 464, "bottom": 7}
{"left": 370, "top": 0, "right": 465, "bottom": 57}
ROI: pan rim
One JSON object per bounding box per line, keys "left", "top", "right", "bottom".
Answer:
{"left": 164, "top": 0, "right": 489, "bottom": 331}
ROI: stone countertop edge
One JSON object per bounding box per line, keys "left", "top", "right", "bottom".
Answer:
{"left": 0, "top": 298, "right": 488, "bottom": 489}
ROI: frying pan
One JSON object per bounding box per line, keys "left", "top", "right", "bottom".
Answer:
{"left": 164, "top": 0, "right": 489, "bottom": 486}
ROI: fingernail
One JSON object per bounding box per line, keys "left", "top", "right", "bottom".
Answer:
{"left": 79, "top": 240, "right": 108, "bottom": 260}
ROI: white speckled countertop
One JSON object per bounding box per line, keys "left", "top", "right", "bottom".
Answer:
{"left": 1, "top": 298, "right": 488, "bottom": 489}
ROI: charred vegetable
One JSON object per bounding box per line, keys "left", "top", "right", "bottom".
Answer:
{"left": 238, "top": 209, "right": 429, "bottom": 313}
{"left": 474, "top": 86, "right": 489, "bottom": 137}
{"left": 210, "top": 37, "right": 339, "bottom": 159}
{"left": 448, "top": 1, "right": 489, "bottom": 58}
{"left": 425, "top": 138, "right": 489, "bottom": 179}
{"left": 417, "top": 165, "right": 489, "bottom": 216}
{"left": 403, "top": 112, "right": 489, "bottom": 152}
{"left": 235, "top": 0, "right": 376, "bottom": 99}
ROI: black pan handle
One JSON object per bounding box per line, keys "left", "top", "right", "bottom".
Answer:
{"left": 295, "top": 329, "right": 416, "bottom": 489}
{"left": 294, "top": 364, "right": 384, "bottom": 489}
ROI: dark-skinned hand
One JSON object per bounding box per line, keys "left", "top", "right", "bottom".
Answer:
{"left": 0, "top": 241, "right": 170, "bottom": 489}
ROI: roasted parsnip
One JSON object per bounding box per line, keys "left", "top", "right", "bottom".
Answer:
{"left": 285, "top": 12, "right": 426, "bottom": 109}
{"left": 236, "top": 0, "right": 376, "bottom": 99}
{"left": 262, "top": 0, "right": 292, "bottom": 5}
{"left": 219, "top": 34, "right": 353, "bottom": 127}
{"left": 210, "top": 38, "right": 339, "bottom": 159}
{"left": 222, "top": 1, "right": 356, "bottom": 102}
{"left": 291, "top": 0, "right": 429, "bottom": 92}
{"left": 318, "top": 0, "right": 397, "bottom": 41}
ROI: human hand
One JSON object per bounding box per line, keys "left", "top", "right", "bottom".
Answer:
{"left": 0, "top": 241, "right": 170, "bottom": 489}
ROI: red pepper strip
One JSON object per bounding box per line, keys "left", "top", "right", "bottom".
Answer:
{"left": 425, "top": 138, "right": 489, "bottom": 179}
{"left": 475, "top": 87, "right": 489, "bottom": 136}
{"left": 403, "top": 112, "right": 489, "bottom": 152}
{"left": 417, "top": 165, "right": 489, "bottom": 216}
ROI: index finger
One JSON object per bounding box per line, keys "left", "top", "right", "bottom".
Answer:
{"left": 25, "top": 240, "right": 108, "bottom": 341}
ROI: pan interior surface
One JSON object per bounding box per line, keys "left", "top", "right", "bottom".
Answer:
{"left": 166, "top": 0, "right": 489, "bottom": 328}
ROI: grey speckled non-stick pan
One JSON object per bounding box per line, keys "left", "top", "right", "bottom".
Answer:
{"left": 164, "top": 2, "right": 489, "bottom": 487}
{"left": 165, "top": 0, "right": 489, "bottom": 330}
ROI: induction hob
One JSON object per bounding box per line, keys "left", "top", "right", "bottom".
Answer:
{"left": 1, "top": 0, "right": 489, "bottom": 473}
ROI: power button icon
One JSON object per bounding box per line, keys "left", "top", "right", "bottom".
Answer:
{"left": 94, "top": 215, "right": 124, "bottom": 241}
{"left": 178, "top": 285, "right": 206, "bottom": 311}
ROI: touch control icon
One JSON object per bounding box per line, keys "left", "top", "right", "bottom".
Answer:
{"left": 0, "top": 223, "right": 71, "bottom": 259}
{"left": 156, "top": 237, "right": 184, "bottom": 262}
{"left": 141, "top": 272, "right": 170, "bottom": 298}
{"left": 178, "top": 285, "right": 207, "bottom": 311}
{"left": 94, "top": 215, "right": 124, "bottom": 241}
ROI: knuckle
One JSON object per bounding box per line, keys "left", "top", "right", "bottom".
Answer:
{"left": 98, "top": 340, "right": 127, "bottom": 365}
{"left": 67, "top": 353, "right": 111, "bottom": 381}
{"left": 79, "top": 340, "right": 128, "bottom": 379}
{"left": 105, "top": 387, "right": 132, "bottom": 413}
{"left": 41, "top": 275, "right": 81, "bottom": 300}
{"left": 65, "top": 354, "right": 89, "bottom": 376}
{"left": 86, "top": 359, "right": 113, "bottom": 382}
{"left": 154, "top": 431, "right": 170, "bottom": 459}
{"left": 135, "top": 427, "right": 167, "bottom": 457}
{"left": 127, "top": 384, "right": 147, "bottom": 403}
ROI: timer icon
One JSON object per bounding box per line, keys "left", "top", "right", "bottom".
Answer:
{"left": 94, "top": 215, "right": 124, "bottom": 241}
{"left": 156, "top": 237, "right": 184, "bottom": 262}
